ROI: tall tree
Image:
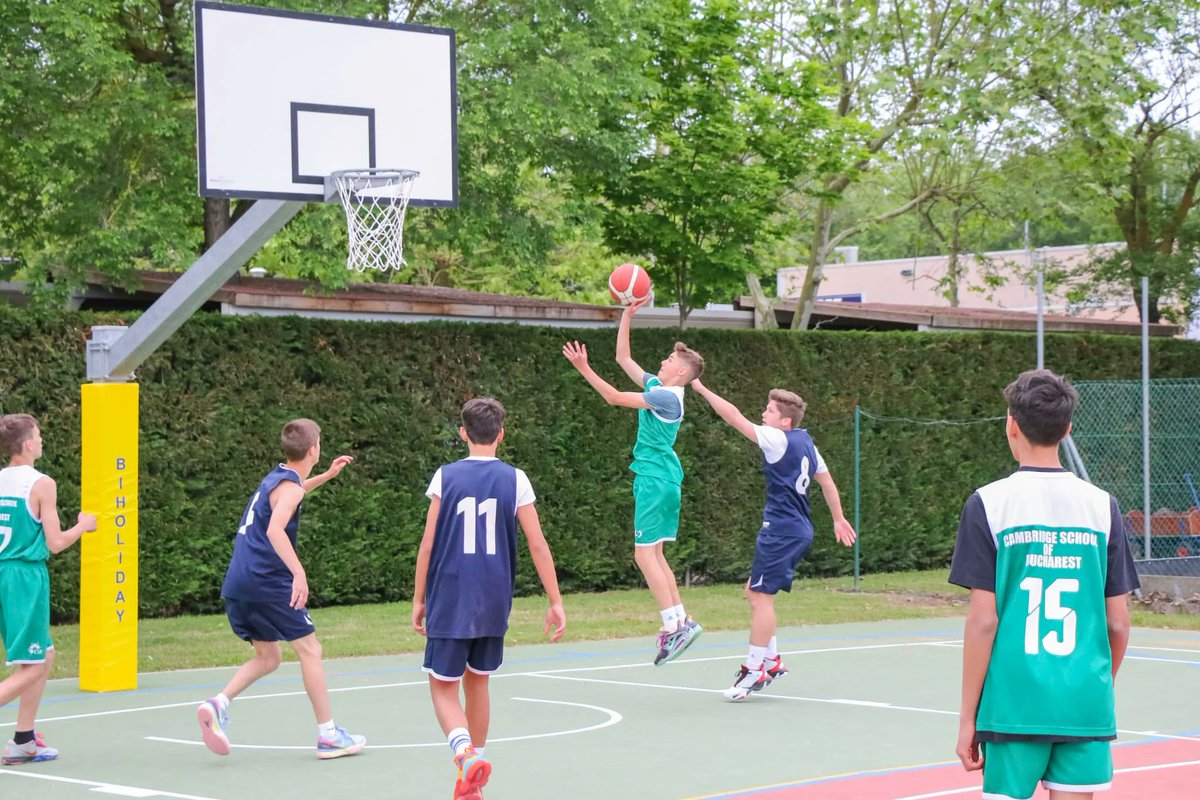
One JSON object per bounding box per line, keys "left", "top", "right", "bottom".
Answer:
{"left": 1017, "top": 0, "right": 1200, "bottom": 323}
{"left": 593, "top": 0, "right": 844, "bottom": 325}
{"left": 783, "top": 0, "right": 1021, "bottom": 328}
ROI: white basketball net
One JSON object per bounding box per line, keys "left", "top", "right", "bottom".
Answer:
{"left": 329, "top": 169, "right": 419, "bottom": 272}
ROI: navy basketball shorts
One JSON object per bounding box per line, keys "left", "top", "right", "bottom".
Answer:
{"left": 224, "top": 597, "right": 316, "bottom": 643}
{"left": 748, "top": 530, "right": 814, "bottom": 594}
{"left": 423, "top": 637, "right": 505, "bottom": 681}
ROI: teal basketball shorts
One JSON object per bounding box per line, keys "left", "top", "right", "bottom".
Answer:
{"left": 982, "top": 739, "right": 1113, "bottom": 800}
{"left": 0, "top": 562, "right": 53, "bottom": 665}
{"left": 632, "top": 475, "right": 681, "bottom": 547}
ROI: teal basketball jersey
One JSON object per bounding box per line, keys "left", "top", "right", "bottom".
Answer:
{"left": 0, "top": 466, "right": 50, "bottom": 563}
{"left": 631, "top": 375, "right": 684, "bottom": 484}
{"left": 951, "top": 468, "right": 1138, "bottom": 739}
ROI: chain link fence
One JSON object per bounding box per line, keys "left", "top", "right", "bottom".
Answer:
{"left": 1069, "top": 379, "right": 1200, "bottom": 581}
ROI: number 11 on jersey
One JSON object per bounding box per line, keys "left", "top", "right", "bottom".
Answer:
{"left": 457, "top": 496, "right": 497, "bottom": 555}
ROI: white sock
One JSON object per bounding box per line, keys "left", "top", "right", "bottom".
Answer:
{"left": 317, "top": 719, "right": 337, "bottom": 738}
{"left": 215, "top": 693, "right": 230, "bottom": 710}
{"left": 766, "top": 636, "right": 779, "bottom": 660}
{"left": 659, "top": 609, "right": 679, "bottom": 632}
{"left": 448, "top": 727, "right": 472, "bottom": 757}
{"left": 475, "top": 746, "right": 486, "bottom": 757}
{"left": 747, "top": 645, "right": 768, "bottom": 671}
{"left": 671, "top": 604, "right": 686, "bottom": 623}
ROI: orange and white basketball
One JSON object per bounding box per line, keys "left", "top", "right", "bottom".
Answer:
{"left": 608, "top": 263, "right": 652, "bottom": 306}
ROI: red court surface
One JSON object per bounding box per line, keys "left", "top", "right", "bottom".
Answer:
{"left": 712, "top": 736, "right": 1200, "bottom": 800}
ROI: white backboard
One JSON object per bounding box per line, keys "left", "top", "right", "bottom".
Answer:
{"left": 195, "top": 1, "right": 457, "bottom": 207}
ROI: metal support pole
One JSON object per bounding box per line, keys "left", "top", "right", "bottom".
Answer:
{"left": 87, "top": 199, "right": 304, "bottom": 380}
{"left": 1036, "top": 270, "right": 1045, "bottom": 369}
{"left": 1142, "top": 276, "right": 1151, "bottom": 560}
{"left": 853, "top": 405, "right": 861, "bottom": 591}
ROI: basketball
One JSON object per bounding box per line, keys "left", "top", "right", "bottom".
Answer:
{"left": 608, "top": 263, "right": 652, "bottom": 305}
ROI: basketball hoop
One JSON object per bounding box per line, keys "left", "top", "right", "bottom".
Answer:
{"left": 326, "top": 168, "right": 419, "bottom": 272}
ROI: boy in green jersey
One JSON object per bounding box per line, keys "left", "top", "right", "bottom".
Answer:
{"left": 562, "top": 297, "right": 705, "bottom": 664}
{"left": 950, "top": 370, "right": 1139, "bottom": 800}
{"left": 0, "top": 414, "right": 97, "bottom": 764}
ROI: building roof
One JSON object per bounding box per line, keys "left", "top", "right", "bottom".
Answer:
{"left": 11, "top": 269, "right": 1173, "bottom": 336}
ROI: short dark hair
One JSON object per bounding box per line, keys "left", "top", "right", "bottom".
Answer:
{"left": 0, "top": 414, "right": 38, "bottom": 456}
{"left": 768, "top": 389, "right": 807, "bottom": 429}
{"left": 462, "top": 397, "right": 506, "bottom": 445}
{"left": 1003, "top": 369, "right": 1078, "bottom": 446}
{"left": 281, "top": 419, "right": 321, "bottom": 461}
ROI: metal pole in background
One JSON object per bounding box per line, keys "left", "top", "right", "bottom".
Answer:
{"left": 854, "top": 405, "right": 861, "bottom": 591}
{"left": 1027, "top": 221, "right": 1044, "bottom": 368}
{"left": 1142, "top": 275, "right": 1151, "bottom": 560}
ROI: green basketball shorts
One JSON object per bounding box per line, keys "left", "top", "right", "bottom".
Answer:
{"left": 0, "top": 562, "right": 53, "bottom": 665}
{"left": 982, "top": 739, "right": 1113, "bottom": 800}
{"left": 632, "top": 474, "right": 681, "bottom": 547}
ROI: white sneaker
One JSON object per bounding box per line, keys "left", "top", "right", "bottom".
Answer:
{"left": 197, "top": 698, "right": 231, "bottom": 756}
{"left": 2, "top": 734, "right": 59, "bottom": 765}
{"left": 722, "top": 664, "right": 769, "bottom": 701}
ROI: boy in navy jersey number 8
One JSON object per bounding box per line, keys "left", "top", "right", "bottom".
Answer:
{"left": 196, "top": 419, "right": 364, "bottom": 760}
{"left": 413, "top": 398, "right": 565, "bottom": 800}
{"left": 950, "top": 370, "right": 1139, "bottom": 800}
{"left": 689, "top": 382, "right": 856, "bottom": 701}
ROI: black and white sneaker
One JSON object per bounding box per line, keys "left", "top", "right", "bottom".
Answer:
{"left": 722, "top": 664, "right": 769, "bottom": 701}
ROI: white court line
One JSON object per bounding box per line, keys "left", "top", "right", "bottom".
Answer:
{"left": 889, "top": 758, "right": 1200, "bottom": 800}
{"left": 6, "top": 638, "right": 958, "bottom": 728}
{"left": 925, "top": 641, "right": 1200, "bottom": 667}
{"left": 532, "top": 672, "right": 961, "bottom": 716}
{"left": 146, "top": 696, "right": 621, "bottom": 750}
{"left": 0, "top": 767, "right": 222, "bottom": 799}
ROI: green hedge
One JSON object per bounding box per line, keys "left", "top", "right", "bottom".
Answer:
{"left": 1, "top": 307, "right": 1197, "bottom": 621}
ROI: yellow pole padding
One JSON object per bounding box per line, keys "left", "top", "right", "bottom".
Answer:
{"left": 79, "top": 383, "right": 139, "bottom": 692}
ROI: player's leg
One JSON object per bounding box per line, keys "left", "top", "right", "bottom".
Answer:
{"left": 290, "top": 632, "right": 365, "bottom": 759}
{"left": 426, "top": 639, "right": 491, "bottom": 799}
{"left": 1, "top": 565, "right": 60, "bottom": 765}
{"left": 762, "top": 533, "right": 811, "bottom": 686}
{"left": 463, "top": 637, "right": 502, "bottom": 751}
{"left": 1043, "top": 740, "right": 1111, "bottom": 800}
{"left": 197, "top": 639, "right": 280, "bottom": 756}
{"left": 632, "top": 476, "right": 679, "bottom": 629}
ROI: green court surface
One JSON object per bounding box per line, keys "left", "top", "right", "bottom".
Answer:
{"left": 1, "top": 618, "right": 1197, "bottom": 799}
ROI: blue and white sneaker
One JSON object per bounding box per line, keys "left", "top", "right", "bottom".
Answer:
{"left": 2, "top": 733, "right": 59, "bottom": 765}
{"left": 316, "top": 726, "right": 366, "bottom": 760}
{"left": 196, "top": 698, "right": 231, "bottom": 756}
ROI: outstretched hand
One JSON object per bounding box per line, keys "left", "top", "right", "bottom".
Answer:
{"left": 623, "top": 296, "right": 651, "bottom": 315}
{"left": 562, "top": 341, "right": 590, "bottom": 371}
{"left": 834, "top": 519, "right": 857, "bottom": 547}
{"left": 326, "top": 455, "right": 354, "bottom": 477}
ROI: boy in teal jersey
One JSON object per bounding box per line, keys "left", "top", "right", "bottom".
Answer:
{"left": 0, "top": 414, "right": 97, "bottom": 765}
{"left": 950, "top": 370, "right": 1139, "bottom": 800}
{"left": 563, "top": 298, "right": 705, "bottom": 664}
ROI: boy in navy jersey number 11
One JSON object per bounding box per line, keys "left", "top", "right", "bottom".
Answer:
{"left": 950, "top": 370, "right": 1139, "bottom": 800}
{"left": 413, "top": 398, "right": 566, "bottom": 800}
{"left": 196, "top": 419, "right": 364, "bottom": 760}
{"left": 689, "top": 382, "right": 856, "bottom": 701}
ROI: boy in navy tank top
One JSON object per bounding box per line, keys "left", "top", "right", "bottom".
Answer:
{"left": 413, "top": 398, "right": 565, "bottom": 800}
{"left": 196, "top": 419, "right": 364, "bottom": 760}
{"left": 690, "top": 382, "right": 856, "bottom": 700}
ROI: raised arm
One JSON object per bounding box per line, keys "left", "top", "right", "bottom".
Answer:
{"left": 615, "top": 298, "right": 650, "bottom": 386}
{"left": 264, "top": 482, "right": 308, "bottom": 609}
{"left": 813, "top": 471, "right": 857, "bottom": 546}
{"left": 303, "top": 455, "right": 353, "bottom": 492}
{"left": 411, "top": 496, "right": 440, "bottom": 635}
{"left": 31, "top": 477, "right": 96, "bottom": 554}
{"left": 689, "top": 378, "right": 757, "bottom": 442}
{"left": 563, "top": 341, "right": 653, "bottom": 410}
{"left": 517, "top": 503, "right": 566, "bottom": 642}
